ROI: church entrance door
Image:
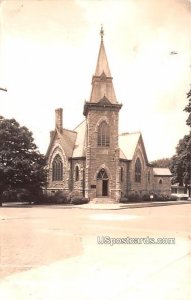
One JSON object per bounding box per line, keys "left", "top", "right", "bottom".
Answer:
{"left": 96, "top": 168, "right": 109, "bottom": 197}
{"left": 102, "top": 180, "right": 108, "bottom": 196}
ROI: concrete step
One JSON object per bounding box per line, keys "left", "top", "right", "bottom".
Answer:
{"left": 92, "top": 197, "right": 115, "bottom": 204}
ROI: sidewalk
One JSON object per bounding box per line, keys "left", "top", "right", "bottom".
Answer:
{"left": 76, "top": 200, "right": 191, "bottom": 210}
{"left": 2, "top": 200, "right": 191, "bottom": 210}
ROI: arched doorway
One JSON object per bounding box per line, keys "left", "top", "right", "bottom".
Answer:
{"left": 96, "top": 168, "right": 109, "bottom": 197}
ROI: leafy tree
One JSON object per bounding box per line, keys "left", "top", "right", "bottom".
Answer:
{"left": 170, "top": 134, "right": 191, "bottom": 186}
{"left": 0, "top": 117, "right": 47, "bottom": 204}
{"left": 151, "top": 157, "right": 172, "bottom": 168}
{"left": 170, "top": 87, "right": 191, "bottom": 189}
{"left": 184, "top": 88, "right": 191, "bottom": 126}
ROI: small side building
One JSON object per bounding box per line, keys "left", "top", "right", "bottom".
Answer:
{"left": 153, "top": 168, "right": 172, "bottom": 195}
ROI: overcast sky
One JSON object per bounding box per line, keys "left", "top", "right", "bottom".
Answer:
{"left": 0, "top": 0, "right": 191, "bottom": 161}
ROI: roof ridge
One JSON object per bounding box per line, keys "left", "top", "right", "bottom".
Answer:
{"left": 119, "top": 131, "right": 141, "bottom": 136}
{"left": 63, "top": 128, "right": 76, "bottom": 134}
{"left": 73, "top": 119, "right": 86, "bottom": 131}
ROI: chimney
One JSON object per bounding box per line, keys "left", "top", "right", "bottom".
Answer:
{"left": 55, "top": 108, "right": 63, "bottom": 131}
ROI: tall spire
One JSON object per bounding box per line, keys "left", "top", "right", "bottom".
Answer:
{"left": 83, "top": 27, "right": 121, "bottom": 115}
{"left": 94, "top": 25, "right": 111, "bottom": 78}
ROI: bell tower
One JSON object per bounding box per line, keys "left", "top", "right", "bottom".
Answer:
{"left": 83, "top": 27, "right": 122, "bottom": 202}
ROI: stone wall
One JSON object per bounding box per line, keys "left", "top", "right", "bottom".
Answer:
{"left": 119, "top": 161, "right": 129, "bottom": 197}
{"left": 128, "top": 139, "right": 149, "bottom": 193}
{"left": 85, "top": 108, "right": 120, "bottom": 201}
{"left": 154, "top": 176, "right": 171, "bottom": 195}
{"left": 47, "top": 139, "right": 70, "bottom": 193}
{"left": 70, "top": 159, "right": 86, "bottom": 196}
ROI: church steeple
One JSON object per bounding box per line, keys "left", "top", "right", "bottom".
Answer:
{"left": 87, "top": 26, "right": 118, "bottom": 105}
{"left": 83, "top": 28, "right": 122, "bottom": 202}
{"left": 94, "top": 26, "right": 111, "bottom": 78}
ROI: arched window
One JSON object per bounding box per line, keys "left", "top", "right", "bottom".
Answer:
{"left": 159, "top": 179, "right": 163, "bottom": 184}
{"left": 52, "top": 154, "right": 63, "bottom": 181}
{"left": 135, "top": 158, "right": 141, "bottom": 183}
{"left": 75, "top": 165, "right": 79, "bottom": 181}
{"left": 120, "top": 167, "right": 123, "bottom": 182}
{"left": 148, "top": 171, "right": 150, "bottom": 183}
{"left": 97, "top": 121, "right": 110, "bottom": 147}
{"left": 97, "top": 168, "right": 108, "bottom": 180}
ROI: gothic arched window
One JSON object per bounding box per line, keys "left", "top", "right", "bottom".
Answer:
{"left": 135, "top": 158, "right": 141, "bottom": 183}
{"left": 52, "top": 154, "right": 63, "bottom": 181}
{"left": 159, "top": 179, "right": 163, "bottom": 184}
{"left": 148, "top": 171, "right": 150, "bottom": 183}
{"left": 97, "top": 121, "right": 110, "bottom": 147}
{"left": 75, "top": 165, "right": 79, "bottom": 181}
{"left": 97, "top": 168, "right": 108, "bottom": 180}
{"left": 120, "top": 167, "right": 123, "bottom": 182}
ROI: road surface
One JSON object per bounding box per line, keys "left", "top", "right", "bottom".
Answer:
{"left": 0, "top": 204, "right": 191, "bottom": 299}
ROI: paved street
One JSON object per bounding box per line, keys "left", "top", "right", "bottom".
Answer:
{"left": 0, "top": 204, "right": 191, "bottom": 299}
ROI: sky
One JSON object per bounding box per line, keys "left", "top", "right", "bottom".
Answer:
{"left": 0, "top": 0, "right": 191, "bottom": 161}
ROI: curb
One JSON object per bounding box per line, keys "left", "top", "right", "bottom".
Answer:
{"left": 1, "top": 201, "right": 191, "bottom": 210}
{"left": 76, "top": 200, "right": 191, "bottom": 210}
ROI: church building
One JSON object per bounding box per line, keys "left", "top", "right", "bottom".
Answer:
{"left": 46, "top": 28, "right": 171, "bottom": 202}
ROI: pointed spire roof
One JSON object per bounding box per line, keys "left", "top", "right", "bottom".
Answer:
{"left": 95, "top": 26, "right": 111, "bottom": 77}
{"left": 89, "top": 26, "right": 118, "bottom": 104}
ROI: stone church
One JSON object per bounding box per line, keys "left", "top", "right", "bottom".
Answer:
{"left": 46, "top": 28, "right": 171, "bottom": 202}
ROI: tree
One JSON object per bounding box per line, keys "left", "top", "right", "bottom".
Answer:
{"left": 0, "top": 117, "right": 47, "bottom": 204}
{"left": 151, "top": 157, "right": 172, "bottom": 168}
{"left": 184, "top": 87, "right": 191, "bottom": 126}
{"left": 170, "top": 134, "right": 191, "bottom": 186}
{"left": 170, "top": 86, "right": 191, "bottom": 190}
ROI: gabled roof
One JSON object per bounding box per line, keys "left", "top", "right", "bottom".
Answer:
{"left": 98, "top": 95, "right": 111, "bottom": 105}
{"left": 119, "top": 148, "right": 127, "bottom": 160}
{"left": 153, "top": 168, "right": 172, "bottom": 176}
{"left": 58, "top": 128, "right": 77, "bottom": 157}
{"left": 46, "top": 120, "right": 87, "bottom": 160}
{"left": 119, "top": 132, "right": 141, "bottom": 160}
{"left": 46, "top": 127, "right": 77, "bottom": 159}
{"left": 72, "top": 120, "right": 86, "bottom": 158}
